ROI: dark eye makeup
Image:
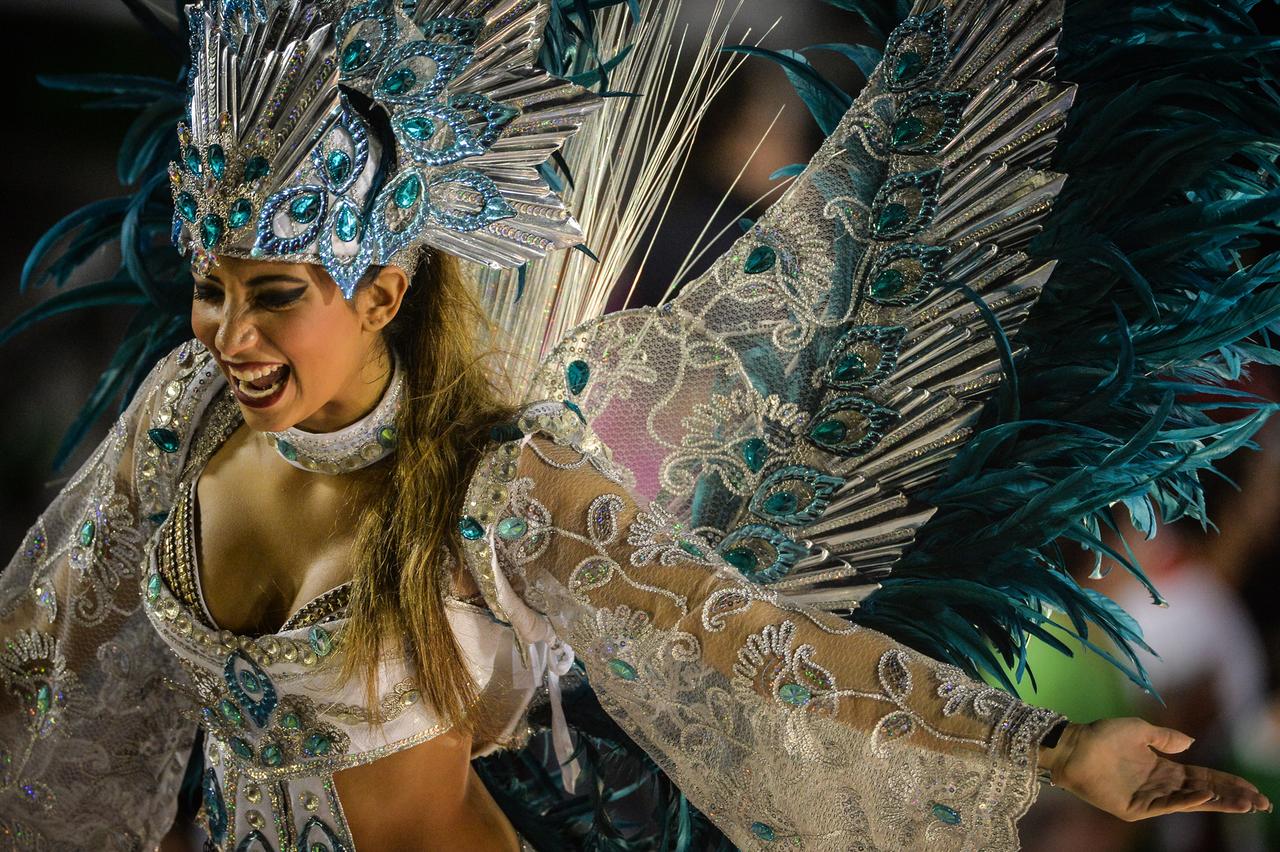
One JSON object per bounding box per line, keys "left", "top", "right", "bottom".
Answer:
{"left": 192, "top": 283, "right": 307, "bottom": 308}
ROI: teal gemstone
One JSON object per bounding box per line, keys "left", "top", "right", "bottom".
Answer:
{"left": 607, "top": 659, "right": 637, "bottom": 681}
{"left": 892, "top": 115, "right": 926, "bottom": 146}
{"left": 870, "top": 268, "right": 906, "bottom": 298}
{"left": 325, "top": 149, "right": 353, "bottom": 185}
{"left": 383, "top": 67, "right": 418, "bottom": 95}
{"left": 393, "top": 175, "right": 422, "bottom": 209}
{"left": 146, "top": 573, "right": 162, "bottom": 602}
{"left": 762, "top": 492, "right": 799, "bottom": 516}
{"left": 78, "top": 520, "right": 95, "bottom": 548}
{"left": 276, "top": 439, "right": 297, "bottom": 461}
{"left": 741, "top": 438, "right": 768, "bottom": 473}
{"left": 184, "top": 145, "right": 202, "bottom": 176}
{"left": 309, "top": 626, "right": 333, "bottom": 657}
{"left": 200, "top": 214, "right": 225, "bottom": 249}
{"left": 744, "top": 245, "right": 777, "bottom": 274}
{"left": 340, "top": 38, "right": 372, "bottom": 73}
{"left": 207, "top": 144, "right": 227, "bottom": 180}
{"left": 289, "top": 192, "right": 322, "bottom": 224}
{"left": 228, "top": 199, "right": 253, "bottom": 229}
{"left": 231, "top": 738, "right": 253, "bottom": 760}
{"left": 459, "top": 516, "right": 485, "bottom": 541}
{"left": 832, "top": 353, "right": 869, "bottom": 383}
{"left": 261, "top": 742, "right": 283, "bottom": 767}
{"left": 893, "top": 50, "right": 924, "bottom": 83}
{"left": 244, "top": 156, "right": 271, "bottom": 182}
{"left": 377, "top": 425, "right": 397, "bottom": 449}
{"left": 336, "top": 205, "right": 359, "bottom": 242}
{"left": 148, "top": 427, "right": 180, "bottom": 453}
{"left": 176, "top": 191, "right": 198, "bottom": 222}
{"left": 678, "top": 540, "right": 704, "bottom": 558}
{"left": 489, "top": 422, "right": 523, "bottom": 443}
{"left": 35, "top": 684, "right": 51, "bottom": 716}
{"left": 722, "top": 547, "right": 758, "bottom": 573}
{"left": 148, "top": 512, "right": 169, "bottom": 524}
{"left": 565, "top": 360, "right": 590, "bottom": 395}
{"left": 778, "top": 683, "right": 812, "bottom": 707}
{"left": 931, "top": 803, "right": 961, "bottom": 825}
{"left": 303, "top": 733, "right": 332, "bottom": 756}
{"left": 280, "top": 712, "right": 301, "bottom": 730}
{"left": 750, "top": 822, "right": 777, "bottom": 842}
{"left": 810, "top": 419, "right": 849, "bottom": 444}
{"left": 239, "top": 669, "right": 261, "bottom": 693}
{"left": 402, "top": 116, "right": 436, "bottom": 140}
{"left": 497, "top": 517, "right": 528, "bottom": 540}
{"left": 218, "top": 699, "right": 243, "bottom": 726}
{"left": 563, "top": 400, "right": 586, "bottom": 423}
{"left": 875, "top": 202, "right": 909, "bottom": 234}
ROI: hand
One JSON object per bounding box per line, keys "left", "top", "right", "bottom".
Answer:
{"left": 1039, "top": 718, "right": 1272, "bottom": 821}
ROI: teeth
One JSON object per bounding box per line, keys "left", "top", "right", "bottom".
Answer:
{"left": 237, "top": 375, "right": 286, "bottom": 399}
{"left": 228, "top": 364, "right": 284, "bottom": 382}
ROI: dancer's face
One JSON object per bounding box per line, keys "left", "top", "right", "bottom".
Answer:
{"left": 190, "top": 256, "right": 408, "bottom": 434}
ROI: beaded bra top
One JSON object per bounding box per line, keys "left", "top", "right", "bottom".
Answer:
{"left": 142, "top": 391, "right": 542, "bottom": 851}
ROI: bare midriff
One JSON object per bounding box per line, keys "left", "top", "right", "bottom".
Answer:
{"left": 334, "top": 730, "right": 521, "bottom": 852}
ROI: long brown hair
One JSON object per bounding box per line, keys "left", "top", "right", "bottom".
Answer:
{"left": 341, "top": 251, "right": 515, "bottom": 730}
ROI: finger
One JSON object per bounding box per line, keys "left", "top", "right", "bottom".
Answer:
{"left": 1147, "top": 724, "right": 1194, "bottom": 755}
{"left": 1170, "top": 778, "right": 1272, "bottom": 814}
{"left": 1182, "top": 764, "right": 1262, "bottom": 795}
{"left": 1182, "top": 792, "right": 1265, "bottom": 815}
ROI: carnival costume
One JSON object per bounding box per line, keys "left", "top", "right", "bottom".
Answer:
{"left": 2, "top": 0, "right": 1279, "bottom": 849}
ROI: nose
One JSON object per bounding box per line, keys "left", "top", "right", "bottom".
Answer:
{"left": 214, "top": 300, "right": 260, "bottom": 358}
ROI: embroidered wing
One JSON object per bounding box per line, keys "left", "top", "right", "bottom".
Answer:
{"left": 530, "top": 0, "right": 1074, "bottom": 610}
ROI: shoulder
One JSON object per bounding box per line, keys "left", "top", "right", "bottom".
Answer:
{"left": 461, "top": 400, "right": 633, "bottom": 535}
{"left": 454, "top": 400, "right": 635, "bottom": 608}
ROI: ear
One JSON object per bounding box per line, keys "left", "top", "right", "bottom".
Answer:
{"left": 358, "top": 265, "right": 410, "bottom": 332}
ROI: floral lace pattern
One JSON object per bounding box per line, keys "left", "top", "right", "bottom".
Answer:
{"left": 459, "top": 407, "right": 1064, "bottom": 850}
{"left": 0, "top": 345, "right": 203, "bottom": 848}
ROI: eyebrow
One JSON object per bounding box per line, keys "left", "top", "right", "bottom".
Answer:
{"left": 200, "top": 273, "right": 309, "bottom": 287}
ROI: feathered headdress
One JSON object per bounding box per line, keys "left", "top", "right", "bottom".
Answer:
{"left": 171, "top": 0, "right": 602, "bottom": 294}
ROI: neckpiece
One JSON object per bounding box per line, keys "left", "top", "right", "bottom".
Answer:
{"left": 264, "top": 361, "right": 402, "bottom": 475}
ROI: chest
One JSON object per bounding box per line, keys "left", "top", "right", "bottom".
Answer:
{"left": 192, "top": 425, "right": 378, "bottom": 635}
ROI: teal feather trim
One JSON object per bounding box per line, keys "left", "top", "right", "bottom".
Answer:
{"left": 748, "top": 0, "right": 1280, "bottom": 695}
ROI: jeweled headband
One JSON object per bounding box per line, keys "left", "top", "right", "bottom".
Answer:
{"left": 170, "top": 0, "right": 602, "bottom": 295}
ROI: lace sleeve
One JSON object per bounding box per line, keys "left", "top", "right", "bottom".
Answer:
{"left": 0, "top": 343, "right": 206, "bottom": 848}
{"left": 460, "top": 405, "right": 1064, "bottom": 851}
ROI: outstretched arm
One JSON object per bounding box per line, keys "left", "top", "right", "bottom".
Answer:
{"left": 460, "top": 409, "right": 1269, "bottom": 849}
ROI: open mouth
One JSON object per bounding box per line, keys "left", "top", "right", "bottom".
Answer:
{"left": 225, "top": 363, "right": 291, "bottom": 408}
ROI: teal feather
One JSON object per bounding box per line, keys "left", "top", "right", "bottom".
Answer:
{"left": 721, "top": 45, "right": 852, "bottom": 136}
{"left": 0, "top": 281, "right": 150, "bottom": 347}
{"left": 766, "top": 0, "right": 1280, "bottom": 697}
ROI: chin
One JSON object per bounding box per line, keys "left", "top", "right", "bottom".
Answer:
{"left": 238, "top": 406, "right": 296, "bottom": 434}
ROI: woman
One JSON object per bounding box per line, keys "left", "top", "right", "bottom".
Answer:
{"left": 0, "top": 0, "right": 1273, "bottom": 849}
